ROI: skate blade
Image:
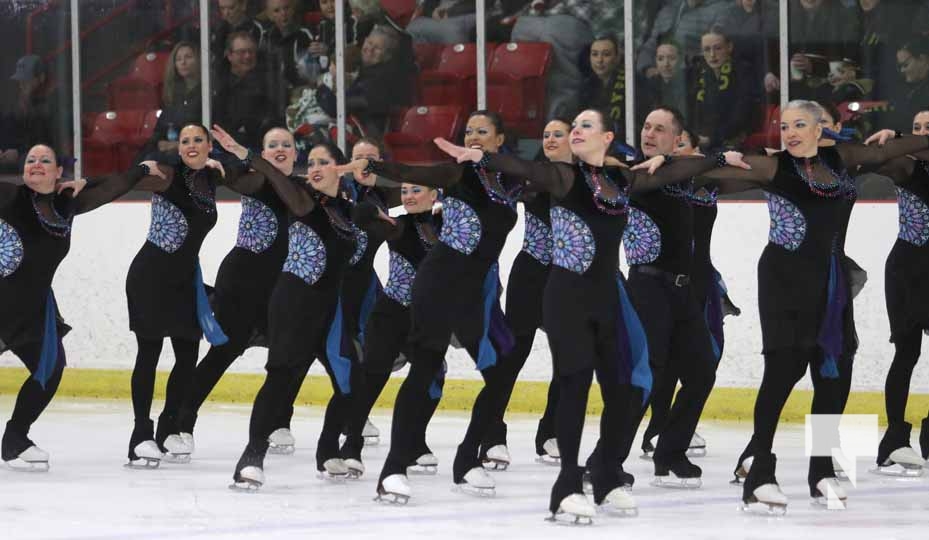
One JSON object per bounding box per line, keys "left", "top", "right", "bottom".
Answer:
{"left": 317, "top": 471, "right": 349, "bottom": 483}
{"left": 535, "top": 455, "right": 560, "bottom": 466}
{"left": 597, "top": 505, "right": 638, "bottom": 518}
{"left": 161, "top": 453, "right": 191, "bottom": 464}
{"left": 869, "top": 464, "right": 924, "bottom": 477}
{"left": 481, "top": 459, "right": 509, "bottom": 471}
{"left": 374, "top": 491, "right": 410, "bottom": 505}
{"left": 546, "top": 512, "right": 593, "bottom": 526}
{"left": 686, "top": 447, "right": 707, "bottom": 458}
{"left": 124, "top": 458, "right": 160, "bottom": 470}
{"left": 739, "top": 500, "right": 787, "bottom": 516}
{"left": 229, "top": 480, "right": 262, "bottom": 492}
{"left": 363, "top": 436, "right": 380, "bottom": 447}
{"left": 452, "top": 483, "right": 496, "bottom": 498}
{"left": 5, "top": 459, "right": 50, "bottom": 472}
{"left": 346, "top": 469, "right": 364, "bottom": 480}
{"left": 811, "top": 496, "right": 847, "bottom": 510}
{"left": 268, "top": 445, "right": 295, "bottom": 456}
{"left": 650, "top": 476, "right": 702, "bottom": 489}
{"left": 407, "top": 464, "right": 438, "bottom": 475}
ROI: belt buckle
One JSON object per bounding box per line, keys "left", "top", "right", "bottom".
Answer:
{"left": 673, "top": 274, "right": 687, "bottom": 287}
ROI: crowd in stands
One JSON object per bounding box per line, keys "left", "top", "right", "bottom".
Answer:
{"left": 4, "top": 0, "right": 929, "bottom": 177}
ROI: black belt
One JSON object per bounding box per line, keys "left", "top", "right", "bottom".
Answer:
{"left": 630, "top": 265, "right": 690, "bottom": 287}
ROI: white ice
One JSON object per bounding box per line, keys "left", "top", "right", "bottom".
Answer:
{"left": 2, "top": 398, "right": 927, "bottom": 539}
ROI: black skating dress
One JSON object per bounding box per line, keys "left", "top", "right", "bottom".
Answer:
{"left": 480, "top": 153, "right": 723, "bottom": 510}
{"left": 340, "top": 207, "right": 446, "bottom": 462}
{"left": 125, "top": 164, "right": 226, "bottom": 342}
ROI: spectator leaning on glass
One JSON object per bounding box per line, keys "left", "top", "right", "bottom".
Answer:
{"left": 213, "top": 31, "right": 284, "bottom": 150}
{"left": 691, "top": 26, "right": 760, "bottom": 151}
{"left": 139, "top": 41, "right": 203, "bottom": 160}
{"left": 318, "top": 24, "right": 415, "bottom": 139}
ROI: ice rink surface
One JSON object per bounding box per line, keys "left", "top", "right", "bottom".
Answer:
{"left": 2, "top": 398, "right": 927, "bottom": 540}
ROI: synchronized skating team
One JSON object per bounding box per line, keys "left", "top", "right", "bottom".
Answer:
{"left": 3, "top": 99, "right": 929, "bottom": 523}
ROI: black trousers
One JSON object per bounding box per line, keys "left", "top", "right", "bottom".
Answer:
{"left": 129, "top": 335, "right": 199, "bottom": 454}
{"left": 626, "top": 272, "right": 716, "bottom": 465}
{"left": 1, "top": 340, "right": 65, "bottom": 461}
{"left": 740, "top": 346, "right": 848, "bottom": 493}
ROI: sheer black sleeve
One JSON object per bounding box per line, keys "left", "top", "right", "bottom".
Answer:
{"left": 368, "top": 161, "right": 464, "bottom": 189}
{"left": 693, "top": 155, "right": 779, "bottom": 194}
{"left": 70, "top": 164, "right": 151, "bottom": 214}
{"left": 250, "top": 155, "right": 316, "bottom": 216}
{"left": 219, "top": 160, "right": 266, "bottom": 195}
{"left": 483, "top": 154, "right": 575, "bottom": 198}
{"left": 837, "top": 135, "right": 929, "bottom": 169}
{"left": 626, "top": 155, "right": 727, "bottom": 193}
{"left": 867, "top": 156, "right": 917, "bottom": 186}
{"left": 352, "top": 201, "right": 403, "bottom": 241}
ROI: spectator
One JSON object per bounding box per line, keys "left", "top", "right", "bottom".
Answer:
{"left": 690, "top": 26, "right": 760, "bottom": 150}
{"left": 211, "top": 0, "right": 266, "bottom": 66}
{"left": 0, "top": 55, "right": 58, "bottom": 171}
{"left": 315, "top": 0, "right": 358, "bottom": 52}
{"left": 716, "top": 0, "right": 779, "bottom": 95}
{"left": 262, "top": 0, "right": 318, "bottom": 88}
{"left": 139, "top": 42, "right": 203, "bottom": 160}
{"left": 213, "top": 31, "right": 284, "bottom": 149}
{"left": 510, "top": 0, "right": 623, "bottom": 118}
{"left": 886, "top": 39, "right": 929, "bottom": 131}
{"left": 641, "top": 39, "right": 689, "bottom": 124}
{"left": 636, "top": 0, "right": 731, "bottom": 77}
{"left": 819, "top": 57, "right": 872, "bottom": 103}
{"left": 788, "top": 0, "right": 859, "bottom": 97}
{"left": 406, "top": 1, "right": 477, "bottom": 44}
{"left": 857, "top": 0, "right": 929, "bottom": 101}
{"left": 318, "top": 24, "right": 416, "bottom": 138}
{"left": 579, "top": 35, "right": 626, "bottom": 140}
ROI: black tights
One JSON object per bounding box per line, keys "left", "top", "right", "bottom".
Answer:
{"left": 884, "top": 328, "right": 923, "bottom": 426}
{"left": 177, "top": 332, "right": 250, "bottom": 434}
{"left": 550, "top": 367, "right": 638, "bottom": 512}
{"left": 1, "top": 340, "right": 65, "bottom": 461}
{"left": 129, "top": 335, "right": 198, "bottom": 449}
{"left": 742, "top": 347, "right": 844, "bottom": 492}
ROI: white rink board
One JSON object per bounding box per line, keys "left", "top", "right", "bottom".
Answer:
{"left": 2, "top": 200, "right": 927, "bottom": 393}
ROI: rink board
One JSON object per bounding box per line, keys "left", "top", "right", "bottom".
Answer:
{"left": 2, "top": 200, "right": 928, "bottom": 413}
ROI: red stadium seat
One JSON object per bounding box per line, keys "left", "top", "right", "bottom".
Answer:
{"left": 127, "top": 51, "right": 170, "bottom": 88}
{"left": 384, "top": 105, "right": 465, "bottom": 164}
{"left": 107, "top": 77, "right": 161, "bottom": 110}
{"left": 417, "top": 43, "right": 494, "bottom": 109}
{"left": 380, "top": 0, "right": 417, "bottom": 28}
{"left": 486, "top": 42, "right": 552, "bottom": 137}
{"left": 83, "top": 110, "right": 151, "bottom": 175}
{"left": 742, "top": 105, "right": 780, "bottom": 151}
{"left": 413, "top": 43, "right": 444, "bottom": 71}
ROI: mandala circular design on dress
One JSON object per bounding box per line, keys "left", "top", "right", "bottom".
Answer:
{"left": 896, "top": 187, "right": 929, "bottom": 246}
{"left": 765, "top": 193, "right": 806, "bottom": 251}
{"left": 521, "top": 212, "right": 553, "bottom": 265}
{"left": 283, "top": 222, "right": 327, "bottom": 285}
{"left": 622, "top": 208, "right": 662, "bottom": 265}
{"left": 0, "top": 218, "right": 24, "bottom": 278}
{"left": 384, "top": 251, "right": 416, "bottom": 306}
{"left": 550, "top": 206, "right": 596, "bottom": 274}
{"left": 350, "top": 226, "right": 368, "bottom": 265}
{"left": 147, "top": 194, "right": 189, "bottom": 253}
{"left": 236, "top": 196, "right": 278, "bottom": 253}
{"left": 438, "top": 197, "right": 482, "bottom": 255}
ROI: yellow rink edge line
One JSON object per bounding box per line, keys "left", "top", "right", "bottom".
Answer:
{"left": 1, "top": 367, "right": 927, "bottom": 425}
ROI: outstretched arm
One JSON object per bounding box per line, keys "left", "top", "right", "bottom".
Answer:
{"left": 351, "top": 201, "right": 402, "bottom": 241}
{"left": 337, "top": 159, "right": 464, "bottom": 190}
{"left": 433, "top": 137, "right": 574, "bottom": 197}
{"left": 692, "top": 155, "right": 779, "bottom": 194}
{"left": 626, "top": 152, "right": 754, "bottom": 193}
{"left": 838, "top": 132, "right": 929, "bottom": 169}
{"left": 60, "top": 162, "right": 172, "bottom": 214}
{"left": 216, "top": 159, "right": 266, "bottom": 195}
